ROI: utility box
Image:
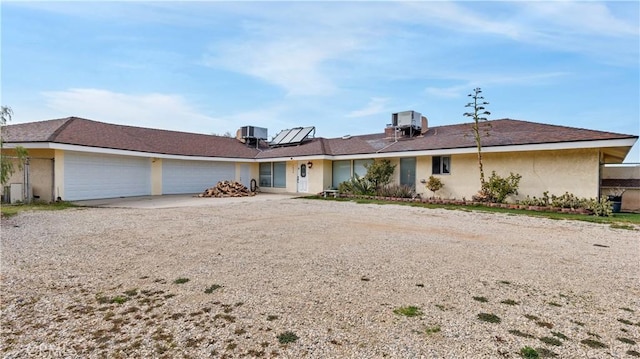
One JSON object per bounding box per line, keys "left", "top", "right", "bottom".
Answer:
{"left": 10, "top": 183, "right": 24, "bottom": 204}
{"left": 241, "top": 126, "right": 268, "bottom": 140}
{"left": 392, "top": 111, "right": 422, "bottom": 130}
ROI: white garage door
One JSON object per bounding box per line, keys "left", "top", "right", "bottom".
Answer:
{"left": 162, "top": 159, "right": 235, "bottom": 194}
{"left": 64, "top": 152, "right": 151, "bottom": 201}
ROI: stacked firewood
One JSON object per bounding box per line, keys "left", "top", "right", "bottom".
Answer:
{"left": 198, "top": 180, "right": 256, "bottom": 198}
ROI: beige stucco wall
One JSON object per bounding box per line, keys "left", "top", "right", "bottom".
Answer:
{"left": 257, "top": 160, "right": 327, "bottom": 194}
{"left": 602, "top": 166, "right": 640, "bottom": 180}
{"left": 0, "top": 145, "right": 605, "bottom": 203}
{"left": 234, "top": 162, "right": 259, "bottom": 191}
{"left": 307, "top": 160, "right": 326, "bottom": 194}
{"left": 1, "top": 149, "right": 56, "bottom": 202}
{"left": 418, "top": 149, "right": 600, "bottom": 201}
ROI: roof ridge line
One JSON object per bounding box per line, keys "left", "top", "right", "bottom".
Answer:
{"left": 49, "top": 117, "right": 77, "bottom": 141}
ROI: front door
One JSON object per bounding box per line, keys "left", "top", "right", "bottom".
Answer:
{"left": 297, "top": 162, "right": 308, "bottom": 193}
{"left": 400, "top": 157, "right": 416, "bottom": 189}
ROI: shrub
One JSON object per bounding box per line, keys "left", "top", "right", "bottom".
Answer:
{"left": 425, "top": 176, "right": 444, "bottom": 197}
{"left": 338, "top": 174, "right": 375, "bottom": 196}
{"left": 550, "top": 192, "right": 582, "bottom": 209}
{"left": 364, "top": 159, "right": 396, "bottom": 192}
{"left": 378, "top": 184, "right": 414, "bottom": 198}
{"left": 482, "top": 171, "right": 522, "bottom": 203}
{"left": 585, "top": 197, "right": 613, "bottom": 217}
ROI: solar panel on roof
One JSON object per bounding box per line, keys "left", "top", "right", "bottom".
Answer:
{"left": 270, "top": 130, "right": 291, "bottom": 145}
{"left": 290, "top": 126, "right": 314, "bottom": 143}
{"left": 280, "top": 127, "right": 303, "bottom": 144}
{"left": 269, "top": 126, "right": 315, "bottom": 147}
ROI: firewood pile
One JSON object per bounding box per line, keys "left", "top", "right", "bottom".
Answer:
{"left": 198, "top": 180, "right": 256, "bottom": 198}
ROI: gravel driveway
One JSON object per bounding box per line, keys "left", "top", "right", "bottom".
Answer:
{"left": 1, "top": 197, "right": 639, "bottom": 358}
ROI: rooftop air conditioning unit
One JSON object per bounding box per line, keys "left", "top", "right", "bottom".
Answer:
{"left": 241, "top": 126, "right": 268, "bottom": 140}
{"left": 392, "top": 111, "right": 422, "bottom": 129}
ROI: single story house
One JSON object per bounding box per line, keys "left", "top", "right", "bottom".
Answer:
{"left": 1, "top": 114, "right": 637, "bottom": 207}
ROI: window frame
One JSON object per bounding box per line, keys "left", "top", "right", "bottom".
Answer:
{"left": 259, "top": 161, "right": 287, "bottom": 188}
{"left": 272, "top": 162, "right": 286, "bottom": 188}
{"left": 259, "top": 162, "right": 272, "bottom": 187}
{"left": 432, "top": 155, "right": 451, "bottom": 175}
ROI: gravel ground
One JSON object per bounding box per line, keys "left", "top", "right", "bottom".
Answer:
{"left": 1, "top": 198, "right": 639, "bottom": 358}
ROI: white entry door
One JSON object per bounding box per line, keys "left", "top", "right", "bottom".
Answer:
{"left": 297, "top": 162, "right": 308, "bottom": 193}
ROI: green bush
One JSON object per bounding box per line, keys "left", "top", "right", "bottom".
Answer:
{"left": 338, "top": 174, "right": 375, "bottom": 196}
{"left": 364, "top": 159, "right": 396, "bottom": 192}
{"left": 482, "top": 171, "right": 522, "bottom": 203}
{"left": 585, "top": 197, "right": 613, "bottom": 217}
{"left": 550, "top": 192, "right": 583, "bottom": 209}
{"left": 426, "top": 176, "right": 444, "bottom": 197}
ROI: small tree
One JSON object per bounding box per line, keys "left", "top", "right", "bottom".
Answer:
{"left": 364, "top": 159, "right": 396, "bottom": 193}
{"left": 464, "top": 88, "right": 491, "bottom": 192}
{"left": 1, "top": 106, "right": 28, "bottom": 186}
{"left": 425, "top": 175, "right": 444, "bottom": 198}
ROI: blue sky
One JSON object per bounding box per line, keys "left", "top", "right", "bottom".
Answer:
{"left": 2, "top": 1, "right": 639, "bottom": 161}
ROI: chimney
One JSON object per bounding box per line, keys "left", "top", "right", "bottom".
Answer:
{"left": 421, "top": 116, "right": 428, "bottom": 134}
{"left": 384, "top": 124, "right": 395, "bottom": 137}
{"left": 236, "top": 128, "right": 246, "bottom": 143}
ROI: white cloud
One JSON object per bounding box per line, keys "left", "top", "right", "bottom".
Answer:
{"left": 40, "top": 88, "right": 226, "bottom": 135}
{"left": 203, "top": 38, "right": 345, "bottom": 96}
{"left": 403, "top": 1, "right": 638, "bottom": 65}
{"left": 346, "top": 97, "right": 390, "bottom": 118}
{"left": 201, "top": 3, "right": 384, "bottom": 96}
{"left": 424, "top": 71, "right": 570, "bottom": 99}
{"left": 520, "top": 2, "right": 639, "bottom": 37}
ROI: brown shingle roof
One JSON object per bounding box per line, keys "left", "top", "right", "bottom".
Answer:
{"left": 3, "top": 117, "right": 259, "bottom": 158}
{"left": 326, "top": 119, "right": 637, "bottom": 155}
{"left": 3, "top": 117, "right": 636, "bottom": 159}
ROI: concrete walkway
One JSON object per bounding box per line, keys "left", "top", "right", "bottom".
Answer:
{"left": 71, "top": 193, "right": 301, "bottom": 209}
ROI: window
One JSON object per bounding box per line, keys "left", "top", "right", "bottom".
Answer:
{"left": 331, "top": 159, "right": 375, "bottom": 188}
{"left": 432, "top": 156, "right": 451, "bottom": 175}
{"left": 259, "top": 162, "right": 287, "bottom": 188}
{"left": 273, "top": 162, "right": 286, "bottom": 188}
{"left": 332, "top": 160, "right": 351, "bottom": 188}
{"left": 353, "top": 159, "right": 373, "bottom": 178}
{"left": 259, "top": 163, "right": 272, "bottom": 187}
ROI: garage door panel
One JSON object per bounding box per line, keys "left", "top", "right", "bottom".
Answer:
{"left": 162, "top": 160, "right": 235, "bottom": 194}
{"left": 64, "top": 152, "right": 151, "bottom": 200}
